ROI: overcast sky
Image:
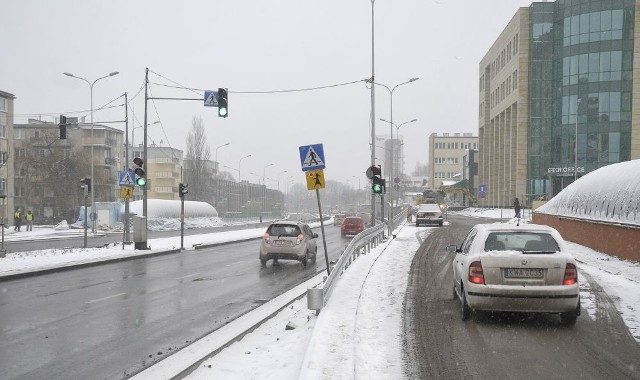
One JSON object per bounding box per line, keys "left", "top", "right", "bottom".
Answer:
{"left": 3, "top": 0, "right": 535, "bottom": 188}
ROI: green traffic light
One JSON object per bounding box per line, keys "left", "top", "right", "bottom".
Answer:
{"left": 219, "top": 107, "right": 228, "bottom": 117}
{"left": 372, "top": 184, "right": 382, "bottom": 194}
{"left": 136, "top": 177, "right": 146, "bottom": 186}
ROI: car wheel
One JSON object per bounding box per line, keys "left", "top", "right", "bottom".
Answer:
{"left": 453, "top": 283, "right": 458, "bottom": 300}
{"left": 439, "top": 221, "right": 444, "bottom": 226}
{"left": 260, "top": 258, "right": 267, "bottom": 267}
{"left": 461, "top": 288, "right": 471, "bottom": 321}
{"left": 312, "top": 250, "right": 317, "bottom": 264}
{"left": 559, "top": 303, "right": 580, "bottom": 326}
{"left": 302, "top": 251, "right": 309, "bottom": 268}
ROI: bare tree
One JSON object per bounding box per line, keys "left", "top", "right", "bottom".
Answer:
{"left": 184, "top": 116, "right": 212, "bottom": 202}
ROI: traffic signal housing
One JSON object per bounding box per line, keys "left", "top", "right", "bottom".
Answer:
{"left": 59, "top": 115, "right": 67, "bottom": 139}
{"left": 367, "top": 165, "right": 385, "bottom": 194}
{"left": 133, "top": 157, "right": 146, "bottom": 186}
{"left": 80, "top": 177, "right": 91, "bottom": 196}
{"left": 179, "top": 183, "right": 188, "bottom": 198}
{"left": 217, "top": 88, "right": 228, "bottom": 118}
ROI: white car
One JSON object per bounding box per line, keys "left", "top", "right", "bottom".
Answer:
{"left": 446, "top": 223, "right": 580, "bottom": 325}
{"left": 415, "top": 203, "right": 444, "bottom": 226}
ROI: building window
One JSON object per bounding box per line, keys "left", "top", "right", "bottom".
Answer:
{"left": 0, "top": 98, "right": 6, "bottom": 112}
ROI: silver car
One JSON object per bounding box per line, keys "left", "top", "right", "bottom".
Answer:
{"left": 446, "top": 223, "right": 580, "bottom": 325}
{"left": 259, "top": 221, "right": 318, "bottom": 268}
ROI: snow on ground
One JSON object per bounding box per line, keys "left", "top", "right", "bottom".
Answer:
{"left": 0, "top": 209, "right": 638, "bottom": 380}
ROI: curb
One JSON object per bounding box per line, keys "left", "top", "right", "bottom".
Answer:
{"left": 130, "top": 272, "right": 325, "bottom": 380}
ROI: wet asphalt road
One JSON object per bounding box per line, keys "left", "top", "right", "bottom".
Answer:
{"left": 0, "top": 224, "right": 348, "bottom": 380}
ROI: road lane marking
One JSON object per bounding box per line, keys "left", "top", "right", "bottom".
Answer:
{"left": 175, "top": 272, "right": 201, "bottom": 280}
{"left": 86, "top": 292, "right": 126, "bottom": 304}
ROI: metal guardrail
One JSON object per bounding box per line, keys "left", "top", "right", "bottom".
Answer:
{"left": 307, "top": 210, "right": 406, "bottom": 312}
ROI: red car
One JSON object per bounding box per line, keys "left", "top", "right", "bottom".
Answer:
{"left": 341, "top": 216, "right": 365, "bottom": 237}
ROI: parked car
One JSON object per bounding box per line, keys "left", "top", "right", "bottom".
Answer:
{"left": 415, "top": 203, "right": 444, "bottom": 226}
{"left": 259, "top": 221, "right": 318, "bottom": 267}
{"left": 341, "top": 216, "right": 365, "bottom": 237}
{"left": 333, "top": 213, "right": 346, "bottom": 226}
{"left": 446, "top": 223, "right": 580, "bottom": 325}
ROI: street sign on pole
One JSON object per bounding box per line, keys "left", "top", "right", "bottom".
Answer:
{"left": 204, "top": 90, "right": 219, "bottom": 107}
{"left": 299, "top": 144, "right": 325, "bottom": 171}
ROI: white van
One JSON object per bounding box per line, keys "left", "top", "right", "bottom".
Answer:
{"left": 415, "top": 204, "right": 444, "bottom": 227}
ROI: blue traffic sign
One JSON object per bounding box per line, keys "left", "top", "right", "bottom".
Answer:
{"left": 299, "top": 144, "right": 325, "bottom": 172}
{"left": 119, "top": 170, "right": 136, "bottom": 188}
{"left": 204, "top": 90, "right": 219, "bottom": 107}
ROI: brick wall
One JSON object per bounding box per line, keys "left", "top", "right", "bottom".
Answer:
{"left": 532, "top": 213, "right": 640, "bottom": 262}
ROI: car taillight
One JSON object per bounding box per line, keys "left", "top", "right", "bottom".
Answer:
{"left": 296, "top": 234, "right": 304, "bottom": 244}
{"left": 563, "top": 263, "right": 578, "bottom": 285}
{"left": 263, "top": 232, "right": 270, "bottom": 241}
{"left": 468, "top": 261, "right": 485, "bottom": 285}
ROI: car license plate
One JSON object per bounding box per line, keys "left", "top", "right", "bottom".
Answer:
{"left": 272, "top": 240, "right": 291, "bottom": 247}
{"left": 503, "top": 268, "right": 544, "bottom": 278}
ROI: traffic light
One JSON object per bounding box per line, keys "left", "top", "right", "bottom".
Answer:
{"left": 367, "top": 165, "right": 385, "bottom": 194}
{"left": 59, "top": 115, "right": 67, "bottom": 139}
{"left": 80, "top": 177, "right": 91, "bottom": 196}
{"left": 179, "top": 183, "right": 188, "bottom": 198}
{"left": 133, "top": 157, "right": 146, "bottom": 186}
{"left": 217, "top": 88, "right": 228, "bottom": 118}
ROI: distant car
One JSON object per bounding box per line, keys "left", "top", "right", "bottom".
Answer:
{"left": 259, "top": 221, "right": 318, "bottom": 267}
{"left": 415, "top": 203, "right": 444, "bottom": 226}
{"left": 446, "top": 223, "right": 580, "bottom": 325}
{"left": 341, "top": 216, "right": 365, "bottom": 237}
{"left": 333, "top": 214, "right": 346, "bottom": 226}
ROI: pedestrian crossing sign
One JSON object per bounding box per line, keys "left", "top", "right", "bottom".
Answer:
{"left": 119, "top": 170, "right": 135, "bottom": 188}
{"left": 299, "top": 144, "right": 325, "bottom": 172}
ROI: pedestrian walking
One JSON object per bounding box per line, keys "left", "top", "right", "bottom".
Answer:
{"left": 26, "top": 210, "right": 34, "bottom": 231}
{"left": 14, "top": 208, "right": 22, "bottom": 231}
{"left": 514, "top": 197, "right": 521, "bottom": 219}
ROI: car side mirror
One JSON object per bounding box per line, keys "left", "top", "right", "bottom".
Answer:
{"left": 313, "top": 233, "right": 318, "bottom": 238}
{"left": 445, "top": 244, "right": 459, "bottom": 253}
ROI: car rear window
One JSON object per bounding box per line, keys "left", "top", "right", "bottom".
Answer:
{"left": 267, "top": 224, "right": 301, "bottom": 237}
{"left": 484, "top": 232, "right": 560, "bottom": 252}
{"left": 344, "top": 218, "right": 362, "bottom": 225}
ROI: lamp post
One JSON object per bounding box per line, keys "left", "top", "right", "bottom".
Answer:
{"left": 277, "top": 170, "right": 288, "bottom": 192}
{"left": 380, "top": 117, "right": 417, "bottom": 206}
{"left": 262, "top": 163, "right": 274, "bottom": 187}
{"left": 238, "top": 154, "right": 251, "bottom": 182}
{"left": 223, "top": 165, "right": 240, "bottom": 180}
{"left": 64, "top": 71, "right": 119, "bottom": 233}
{"left": 575, "top": 98, "right": 581, "bottom": 182}
{"left": 368, "top": 78, "right": 418, "bottom": 227}
{"left": 369, "top": 0, "right": 377, "bottom": 227}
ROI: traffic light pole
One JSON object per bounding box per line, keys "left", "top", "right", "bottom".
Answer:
{"left": 180, "top": 194, "right": 185, "bottom": 250}
{"left": 83, "top": 192, "right": 88, "bottom": 248}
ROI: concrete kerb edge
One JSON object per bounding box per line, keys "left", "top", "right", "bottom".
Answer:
{"left": 0, "top": 237, "right": 264, "bottom": 282}
{"left": 0, "top": 247, "right": 182, "bottom": 282}
{"left": 130, "top": 272, "right": 326, "bottom": 380}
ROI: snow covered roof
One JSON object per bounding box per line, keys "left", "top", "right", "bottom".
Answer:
{"left": 536, "top": 159, "right": 640, "bottom": 226}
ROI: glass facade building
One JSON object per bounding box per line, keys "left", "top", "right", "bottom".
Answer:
{"left": 529, "top": 0, "right": 636, "bottom": 197}
{"left": 479, "top": 0, "right": 639, "bottom": 207}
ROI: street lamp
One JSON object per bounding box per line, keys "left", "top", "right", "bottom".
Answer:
{"left": 575, "top": 98, "right": 581, "bottom": 182}
{"left": 238, "top": 154, "right": 251, "bottom": 182}
{"left": 367, "top": 77, "right": 419, "bottom": 228}
{"left": 64, "top": 71, "right": 119, "bottom": 233}
{"left": 380, "top": 117, "right": 417, "bottom": 205}
{"left": 223, "top": 165, "right": 240, "bottom": 180}
{"left": 277, "top": 170, "right": 288, "bottom": 192}
{"left": 263, "top": 163, "right": 274, "bottom": 187}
